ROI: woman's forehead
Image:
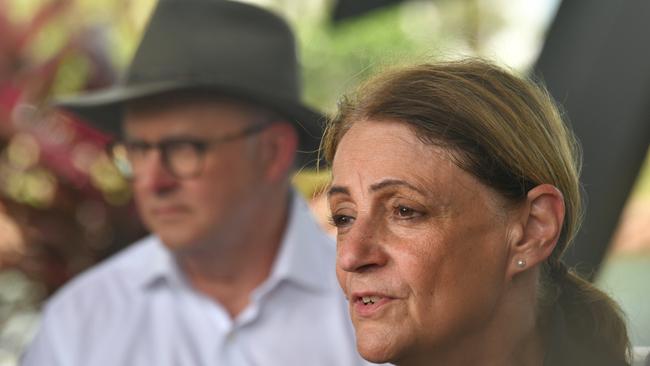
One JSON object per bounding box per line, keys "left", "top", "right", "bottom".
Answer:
{"left": 330, "top": 119, "right": 507, "bottom": 208}
{"left": 335, "top": 122, "right": 457, "bottom": 188}
{"left": 334, "top": 120, "right": 447, "bottom": 172}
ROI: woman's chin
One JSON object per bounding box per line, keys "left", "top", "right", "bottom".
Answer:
{"left": 356, "top": 336, "right": 400, "bottom": 365}
{"left": 359, "top": 348, "right": 393, "bottom": 364}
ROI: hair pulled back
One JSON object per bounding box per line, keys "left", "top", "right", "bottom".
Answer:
{"left": 322, "top": 58, "right": 629, "bottom": 362}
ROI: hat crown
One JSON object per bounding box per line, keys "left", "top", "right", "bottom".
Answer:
{"left": 126, "top": 0, "right": 300, "bottom": 100}
{"left": 56, "top": 0, "right": 324, "bottom": 167}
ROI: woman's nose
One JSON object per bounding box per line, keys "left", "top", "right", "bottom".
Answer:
{"left": 336, "top": 217, "right": 388, "bottom": 273}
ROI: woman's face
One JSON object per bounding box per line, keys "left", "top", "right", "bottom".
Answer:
{"left": 329, "top": 119, "right": 517, "bottom": 364}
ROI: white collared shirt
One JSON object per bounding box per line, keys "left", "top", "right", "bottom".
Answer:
{"left": 22, "top": 195, "right": 376, "bottom": 366}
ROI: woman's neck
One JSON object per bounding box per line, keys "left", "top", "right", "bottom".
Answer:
{"left": 401, "top": 270, "right": 547, "bottom": 366}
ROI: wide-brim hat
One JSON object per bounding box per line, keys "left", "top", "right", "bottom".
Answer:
{"left": 56, "top": 0, "right": 323, "bottom": 167}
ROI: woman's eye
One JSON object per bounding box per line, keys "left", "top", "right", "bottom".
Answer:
{"left": 329, "top": 214, "right": 355, "bottom": 228}
{"left": 393, "top": 205, "right": 421, "bottom": 219}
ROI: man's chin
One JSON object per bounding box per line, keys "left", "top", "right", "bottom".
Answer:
{"left": 151, "top": 227, "right": 198, "bottom": 251}
{"left": 159, "top": 238, "right": 193, "bottom": 252}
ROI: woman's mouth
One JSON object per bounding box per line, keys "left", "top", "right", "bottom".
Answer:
{"left": 352, "top": 293, "right": 394, "bottom": 318}
{"left": 360, "top": 295, "right": 382, "bottom": 305}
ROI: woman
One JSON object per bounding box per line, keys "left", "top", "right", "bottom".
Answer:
{"left": 322, "top": 59, "right": 630, "bottom": 366}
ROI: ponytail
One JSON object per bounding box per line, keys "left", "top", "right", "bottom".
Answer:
{"left": 541, "top": 259, "right": 631, "bottom": 364}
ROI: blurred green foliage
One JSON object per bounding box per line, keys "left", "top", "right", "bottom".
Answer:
{"left": 296, "top": 0, "right": 485, "bottom": 113}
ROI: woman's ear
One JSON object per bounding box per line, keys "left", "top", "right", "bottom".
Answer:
{"left": 260, "top": 122, "right": 298, "bottom": 183}
{"left": 506, "top": 184, "right": 565, "bottom": 279}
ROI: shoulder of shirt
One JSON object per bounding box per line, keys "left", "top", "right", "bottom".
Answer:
{"left": 42, "top": 194, "right": 336, "bottom": 311}
{"left": 289, "top": 193, "right": 335, "bottom": 250}
{"left": 267, "top": 194, "right": 339, "bottom": 292}
{"left": 41, "top": 235, "right": 160, "bottom": 315}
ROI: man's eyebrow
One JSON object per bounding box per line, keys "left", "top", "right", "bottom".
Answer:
{"left": 369, "top": 179, "right": 425, "bottom": 195}
{"left": 327, "top": 185, "right": 349, "bottom": 197}
{"left": 123, "top": 134, "right": 201, "bottom": 142}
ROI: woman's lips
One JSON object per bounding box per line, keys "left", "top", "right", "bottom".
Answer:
{"left": 350, "top": 292, "right": 395, "bottom": 318}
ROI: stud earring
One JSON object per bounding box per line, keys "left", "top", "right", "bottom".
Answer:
{"left": 516, "top": 259, "right": 526, "bottom": 268}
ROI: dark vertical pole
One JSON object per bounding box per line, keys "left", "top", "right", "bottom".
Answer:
{"left": 535, "top": 0, "right": 650, "bottom": 280}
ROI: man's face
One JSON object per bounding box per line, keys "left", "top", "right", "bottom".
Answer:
{"left": 123, "top": 99, "right": 267, "bottom": 252}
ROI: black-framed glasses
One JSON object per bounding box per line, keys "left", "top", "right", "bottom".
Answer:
{"left": 107, "top": 122, "right": 270, "bottom": 179}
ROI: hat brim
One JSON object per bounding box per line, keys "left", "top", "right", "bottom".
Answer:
{"left": 56, "top": 81, "right": 325, "bottom": 168}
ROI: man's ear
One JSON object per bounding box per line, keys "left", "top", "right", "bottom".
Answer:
{"left": 260, "top": 122, "right": 298, "bottom": 183}
{"left": 506, "top": 184, "right": 565, "bottom": 279}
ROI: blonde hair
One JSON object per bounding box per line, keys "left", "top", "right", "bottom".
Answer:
{"left": 322, "top": 58, "right": 629, "bottom": 362}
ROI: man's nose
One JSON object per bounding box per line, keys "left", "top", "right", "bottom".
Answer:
{"left": 133, "top": 150, "right": 178, "bottom": 192}
{"left": 337, "top": 216, "right": 388, "bottom": 273}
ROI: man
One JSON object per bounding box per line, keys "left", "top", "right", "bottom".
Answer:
{"left": 22, "top": 1, "right": 370, "bottom": 365}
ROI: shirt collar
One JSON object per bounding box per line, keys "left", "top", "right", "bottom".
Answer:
{"left": 265, "top": 192, "right": 334, "bottom": 293}
{"left": 134, "top": 236, "right": 183, "bottom": 290}
{"left": 134, "top": 191, "right": 334, "bottom": 293}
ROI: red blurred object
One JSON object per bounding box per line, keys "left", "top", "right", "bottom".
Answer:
{"left": 26, "top": 109, "right": 113, "bottom": 193}
{"left": 0, "top": 81, "right": 21, "bottom": 136}
{"left": 0, "top": 0, "right": 146, "bottom": 296}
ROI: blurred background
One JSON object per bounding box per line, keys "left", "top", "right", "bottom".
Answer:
{"left": 0, "top": 0, "right": 648, "bottom": 364}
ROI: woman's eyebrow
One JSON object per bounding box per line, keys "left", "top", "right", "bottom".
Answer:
{"left": 369, "top": 179, "right": 425, "bottom": 195}
{"left": 328, "top": 179, "right": 427, "bottom": 198}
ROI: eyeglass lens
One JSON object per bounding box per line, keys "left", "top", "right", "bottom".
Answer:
{"left": 110, "top": 140, "right": 206, "bottom": 179}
